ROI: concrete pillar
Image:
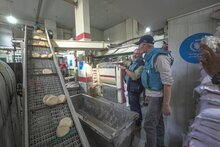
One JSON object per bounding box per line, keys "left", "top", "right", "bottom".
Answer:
{"left": 74, "top": 0, "right": 92, "bottom": 94}
{"left": 126, "top": 18, "right": 138, "bottom": 40}
{"left": 44, "top": 19, "right": 57, "bottom": 39}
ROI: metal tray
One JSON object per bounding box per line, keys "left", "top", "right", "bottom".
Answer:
{"left": 71, "top": 94, "right": 138, "bottom": 147}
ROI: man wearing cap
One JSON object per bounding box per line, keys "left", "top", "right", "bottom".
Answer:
{"left": 136, "top": 35, "right": 173, "bottom": 147}
{"left": 119, "top": 48, "right": 144, "bottom": 128}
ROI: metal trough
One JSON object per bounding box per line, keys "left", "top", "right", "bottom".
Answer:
{"left": 70, "top": 94, "right": 138, "bottom": 147}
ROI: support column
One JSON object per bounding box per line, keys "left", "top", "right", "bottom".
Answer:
{"left": 44, "top": 19, "right": 57, "bottom": 39}
{"left": 74, "top": 0, "right": 92, "bottom": 94}
{"left": 126, "top": 18, "right": 138, "bottom": 40}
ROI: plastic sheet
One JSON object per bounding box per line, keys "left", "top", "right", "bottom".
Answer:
{"left": 194, "top": 82, "right": 220, "bottom": 95}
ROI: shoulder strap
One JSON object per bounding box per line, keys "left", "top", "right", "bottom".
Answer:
{"left": 167, "top": 51, "right": 174, "bottom": 66}
{"left": 131, "top": 58, "right": 144, "bottom": 71}
{"left": 149, "top": 48, "right": 169, "bottom": 68}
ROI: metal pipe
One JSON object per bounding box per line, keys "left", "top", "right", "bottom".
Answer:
{"left": 23, "top": 26, "right": 29, "bottom": 147}
{"left": 35, "top": 0, "right": 43, "bottom": 25}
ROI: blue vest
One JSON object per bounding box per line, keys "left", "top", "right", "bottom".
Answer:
{"left": 141, "top": 48, "right": 171, "bottom": 91}
{"left": 125, "top": 58, "right": 144, "bottom": 93}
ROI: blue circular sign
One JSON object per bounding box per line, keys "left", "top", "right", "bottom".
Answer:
{"left": 179, "top": 33, "right": 212, "bottom": 64}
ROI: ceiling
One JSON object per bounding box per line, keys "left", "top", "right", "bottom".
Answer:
{"left": 0, "top": 0, "right": 128, "bottom": 30}
{"left": 111, "top": 0, "right": 220, "bottom": 31}
{"left": 0, "top": 0, "right": 219, "bottom": 31}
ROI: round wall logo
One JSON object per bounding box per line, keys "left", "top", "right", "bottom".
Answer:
{"left": 179, "top": 33, "right": 212, "bottom": 64}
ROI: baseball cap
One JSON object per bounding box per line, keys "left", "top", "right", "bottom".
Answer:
{"left": 135, "top": 35, "right": 154, "bottom": 45}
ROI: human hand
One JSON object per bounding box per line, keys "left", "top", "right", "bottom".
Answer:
{"left": 199, "top": 43, "right": 220, "bottom": 77}
{"left": 162, "top": 104, "right": 171, "bottom": 116}
{"left": 144, "top": 96, "right": 149, "bottom": 102}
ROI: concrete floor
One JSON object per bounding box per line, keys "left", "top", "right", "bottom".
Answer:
{"left": 118, "top": 102, "right": 148, "bottom": 147}
{"left": 131, "top": 105, "right": 148, "bottom": 147}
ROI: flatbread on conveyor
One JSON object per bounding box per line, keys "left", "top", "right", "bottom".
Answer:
{"left": 56, "top": 125, "right": 70, "bottom": 137}
{"left": 59, "top": 117, "right": 73, "bottom": 127}
{"left": 56, "top": 117, "right": 73, "bottom": 137}
{"left": 57, "top": 95, "right": 66, "bottom": 103}
{"left": 43, "top": 94, "right": 55, "bottom": 104}
{"left": 32, "top": 52, "right": 40, "bottom": 58}
{"left": 36, "top": 29, "right": 44, "bottom": 34}
{"left": 39, "top": 41, "right": 46, "bottom": 46}
{"left": 40, "top": 37, "right": 47, "bottom": 41}
{"left": 33, "top": 35, "right": 40, "bottom": 40}
{"left": 45, "top": 95, "right": 59, "bottom": 106}
{"left": 47, "top": 53, "right": 53, "bottom": 58}
{"left": 40, "top": 54, "right": 48, "bottom": 58}
{"left": 42, "top": 69, "right": 53, "bottom": 74}
{"left": 33, "top": 35, "right": 47, "bottom": 41}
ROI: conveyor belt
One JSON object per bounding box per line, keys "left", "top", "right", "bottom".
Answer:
{"left": 23, "top": 26, "right": 90, "bottom": 147}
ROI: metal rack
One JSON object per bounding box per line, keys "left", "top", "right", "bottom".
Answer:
{"left": 23, "top": 26, "right": 90, "bottom": 147}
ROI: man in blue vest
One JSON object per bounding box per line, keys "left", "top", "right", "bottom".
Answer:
{"left": 120, "top": 49, "right": 144, "bottom": 127}
{"left": 136, "top": 35, "right": 173, "bottom": 147}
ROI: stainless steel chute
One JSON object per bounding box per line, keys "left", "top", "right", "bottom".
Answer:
{"left": 71, "top": 94, "right": 138, "bottom": 147}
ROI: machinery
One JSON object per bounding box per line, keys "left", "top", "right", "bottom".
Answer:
{"left": 97, "top": 62, "right": 125, "bottom": 103}
{"left": 0, "top": 60, "right": 21, "bottom": 147}
{"left": 71, "top": 94, "right": 138, "bottom": 147}
{"left": 23, "top": 26, "right": 90, "bottom": 147}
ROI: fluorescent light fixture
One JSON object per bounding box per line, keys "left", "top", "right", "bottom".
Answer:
{"left": 6, "top": 15, "right": 17, "bottom": 24}
{"left": 145, "top": 27, "right": 151, "bottom": 33}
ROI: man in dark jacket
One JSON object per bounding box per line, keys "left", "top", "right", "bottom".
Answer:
{"left": 119, "top": 49, "right": 144, "bottom": 127}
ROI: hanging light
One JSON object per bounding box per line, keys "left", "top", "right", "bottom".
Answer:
{"left": 145, "top": 27, "right": 151, "bottom": 33}
{"left": 6, "top": 15, "right": 17, "bottom": 24}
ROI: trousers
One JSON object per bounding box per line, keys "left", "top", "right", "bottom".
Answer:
{"left": 128, "top": 92, "right": 142, "bottom": 126}
{"left": 144, "top": 97, "right": 165, "bottom": 147}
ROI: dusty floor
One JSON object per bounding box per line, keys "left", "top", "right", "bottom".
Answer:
{"left": 117, "top": 101, "right": 148, "bottom": 147}
{"left": 130, "top": 104, "right": 148, "bottom": 147}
